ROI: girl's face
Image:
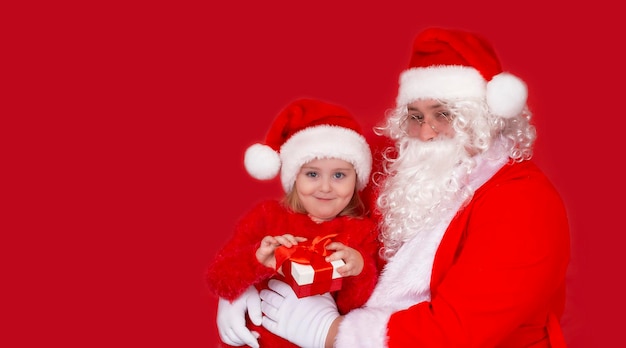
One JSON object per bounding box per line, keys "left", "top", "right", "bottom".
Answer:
{"left": 294, "top": 158, "right": 356, "bottom": 223}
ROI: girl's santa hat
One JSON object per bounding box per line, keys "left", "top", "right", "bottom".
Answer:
{"left": 244, "top": 98, "right": 372, "bottom": 193}
{"left": 397, "top": 27, "right": 528, "bottom": 119}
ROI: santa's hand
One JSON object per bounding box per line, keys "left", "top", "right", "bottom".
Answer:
{"left": 260, "top": 279, "right": 339, "bottom": 348}
{"left": 216, "top": 286, "right": 262, "bottom": 348}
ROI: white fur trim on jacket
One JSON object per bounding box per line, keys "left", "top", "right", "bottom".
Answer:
{"left": 335, "top": 307, "right": 394, "bottom": 347}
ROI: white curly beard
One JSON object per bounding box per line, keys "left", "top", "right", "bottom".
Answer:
{"left": 377, "top": 136, "right": 474, "bottom": 259}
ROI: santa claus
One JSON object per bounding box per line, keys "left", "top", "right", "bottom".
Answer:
{"left": 259, "top": 27, "right": 571, "bottom": 348}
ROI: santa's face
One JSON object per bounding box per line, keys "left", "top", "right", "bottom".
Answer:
{"left": 294, "top": 158, "right": 357, "bottom": 223}
{"left": 402, "top": 99, "right": 455, "bottom": 140}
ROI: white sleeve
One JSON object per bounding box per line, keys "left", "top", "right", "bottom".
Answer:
{"left": 334, "top": 306, "right": 393, "bottom": 348}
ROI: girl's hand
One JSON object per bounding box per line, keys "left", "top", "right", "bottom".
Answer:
{"left": 324, "top": 242, "right": 364, "bottom": 277}
{"left": 256, "top": 234, "right": 307, "bottom": 269}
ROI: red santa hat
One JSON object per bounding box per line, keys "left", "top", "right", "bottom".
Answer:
{"left": 244, "top": 98, "right": 372, "bottom": 193}
{"left": 397, "top": 27, "right": 527, "bottom": 118}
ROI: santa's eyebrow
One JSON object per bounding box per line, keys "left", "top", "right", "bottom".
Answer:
{"left": 428, "top": 103, "right": 446, "bottom": 110}
{"left": 407, "top": 103, "right": 445, "bottom": 113}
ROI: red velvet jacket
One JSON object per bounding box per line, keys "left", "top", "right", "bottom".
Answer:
{"left": 207, "top": 200, "right": 380, "bottom": 348}
{"left": 387, "top": 160, "right": 570, "bottom": 347}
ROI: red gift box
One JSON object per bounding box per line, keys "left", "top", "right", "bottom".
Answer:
{"left": 274, "top": 234, "right": 345, "bottom": 298}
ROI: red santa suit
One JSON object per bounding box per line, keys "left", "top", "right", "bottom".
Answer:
{"left": 336, "top": 144, "right": 570, "bottom": 348}
{"left": 207, "top": 200, "right": 380, "bottom": 348}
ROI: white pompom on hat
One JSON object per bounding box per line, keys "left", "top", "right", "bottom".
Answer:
{"left": 396, "top": 27, "right": 527, "bottom": 119}
{"left": 244, "top": 98, "right": 372, "bottom": 193}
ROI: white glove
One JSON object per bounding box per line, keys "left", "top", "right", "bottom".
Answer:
{"left": 216, "top": 286, "right": 263, "bottom": 348}
{"left": 260, "top": 279, "right": 339, "bottom": 348}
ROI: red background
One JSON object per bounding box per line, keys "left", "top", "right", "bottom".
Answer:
{"left": 5, "top": 1, "right": 624, "bottom": 347}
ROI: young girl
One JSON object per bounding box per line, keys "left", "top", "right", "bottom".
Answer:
{"left": 206, "top": 98, "right": 380, "bottom": 348}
